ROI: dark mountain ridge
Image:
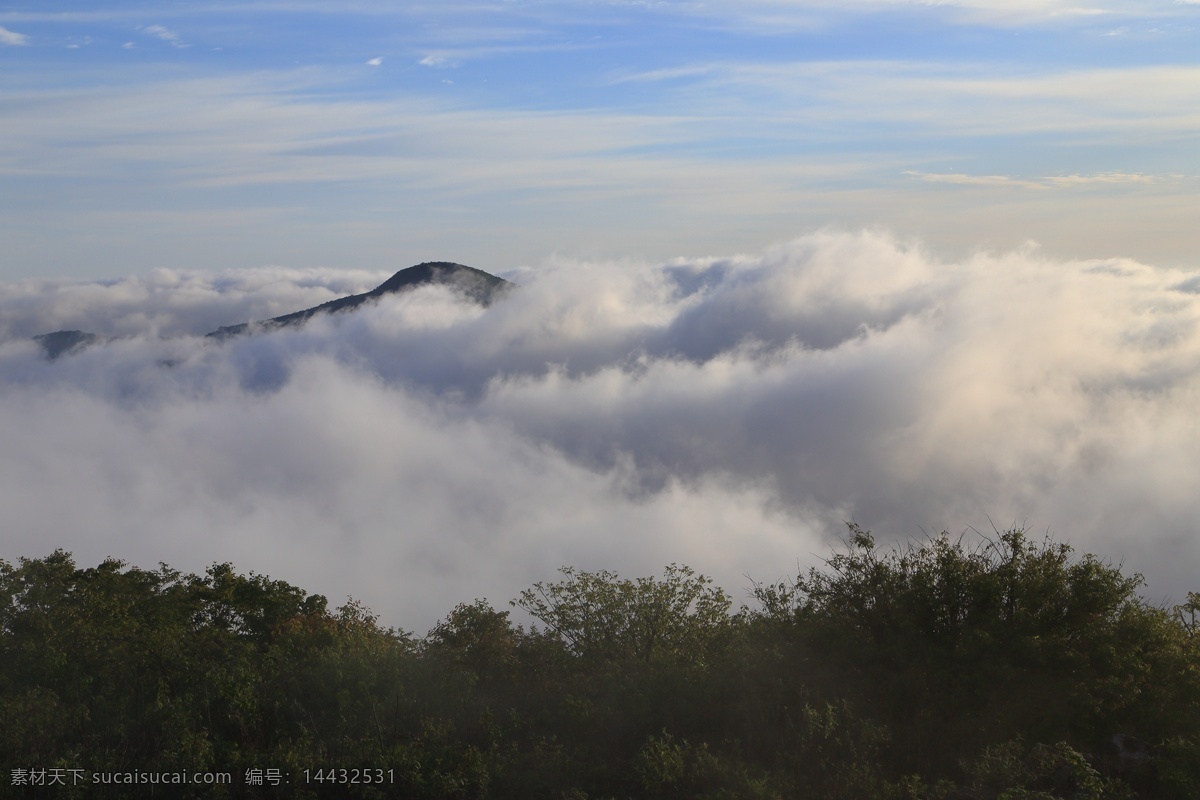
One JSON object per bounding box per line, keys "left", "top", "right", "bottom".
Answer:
{"left": 205, "top": 261, "right": 511, "bottom": 339}
{"left": 32, "top": 330, "right": 102, "bottom": 360}
{"left": 31, "top": 262, "right": 511, "bottom": 358}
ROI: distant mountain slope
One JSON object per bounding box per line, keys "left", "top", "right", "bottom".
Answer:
{"left": 32, "top": 330, "right": 101, "bottom": 360}
{"left": 205, "top": 262, "right": 511, "bottom": 339}
{"left": 30, "top": 262, "right": 512, "bottom": 358}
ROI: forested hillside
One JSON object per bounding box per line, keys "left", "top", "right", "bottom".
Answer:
{"left": 3, "top": 528, "right": 1199, "bottom": 799}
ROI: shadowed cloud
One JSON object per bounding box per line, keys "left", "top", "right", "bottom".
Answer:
{"left": 2, "top": 231, "right": 1199, "bottom": 626}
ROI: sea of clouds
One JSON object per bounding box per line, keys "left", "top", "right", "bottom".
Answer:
{"left": 2, "top": 230, "right": 1199, "bottom": 630}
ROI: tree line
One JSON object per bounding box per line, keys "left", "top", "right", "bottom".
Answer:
{"left": 2, "top": 526, "right": 1199, "bottom": 798}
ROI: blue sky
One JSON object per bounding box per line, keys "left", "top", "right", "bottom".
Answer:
{"left": 2, "top": 0, "right": 1199, "bottom": 279}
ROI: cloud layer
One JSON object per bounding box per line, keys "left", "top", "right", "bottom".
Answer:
{"left": 3, "top": 232, "right": 1200, "bottom": 628}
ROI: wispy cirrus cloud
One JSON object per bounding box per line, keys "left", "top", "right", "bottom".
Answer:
{"left": 1041, "top": 171, "right": 1175, "bottom": 186}
{"left": 142, "top": 23, "right": 187, "bottom": 47}
{"left": 2, "top": 56, "right": 1198, "bottom": 275}
{"left": 606, "top": 0, "right": 1188, "bottom": 39}
{"left": 5, "top": 63, "right": 1194, "bottom": 188}
{"left": 632, "top": 61, "right": 1200, "bottom": 138}
{"left": 418, "top": 54, "right": 454, "bottom": 68}
{"left": 4, "top": 0, "right": 1199, "bottom": 276}
{"left": 905, "top": 170, "right": 1180, "bottom": 189}
{"left": 904, "top": 172, "right": 1051, "bottom": 189}
{"left": 681, "top": 0, "right": 1190, "bottom": 26}
{"left": 0, "top": 24, "right": 29, "bottom": 45}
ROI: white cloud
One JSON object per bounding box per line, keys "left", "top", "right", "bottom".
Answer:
{"left": 4, "top": 232, "right": 1200, "bottom": 628}
{"left": 0, "top": 25, "right": 29, "bottom": 46}
{"left": 1042, "top": 171, "right": 1167, "bottom": 186}
{"left": 0, "top": 266, "right": 385, "bottom": 340}
{"left": 366, "top": 56, "right": 383, "bottom": 66}
{"left": 590, "top": 0, "right": 1180, "bottom": 28}
{"left": 682, "top": 0, "right": 1182, "bottom": 27}
{"left": 3, "top": 21, "right": 1200, "bottom": 280}
{"left": 143, "top": 24, "right": 186, "bottom": 48}
{"left": 906, "top": 170, "right": 1176, "bottom": 189}
{"left": 667, "top": 61, "right": 1200, "bottom": 139}
{"left": 905, "top": 171, "right": 1049, "bottom": 189}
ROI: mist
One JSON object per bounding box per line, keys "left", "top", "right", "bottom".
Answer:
{"left": 3, "top": 231, "right": 1199, "bottom": 630}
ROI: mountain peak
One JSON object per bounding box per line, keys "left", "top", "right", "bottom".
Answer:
{"left": 30, "top": 263, "right": 514, "bottom": 357}
{"left": 33, "top": 329, "right": 100, "bottom": 360}
{"left": 373, "top": 262, "right": 505, "bottom": 299}
{"left": 207, "top": 262, "right": 511, "bottom": 339}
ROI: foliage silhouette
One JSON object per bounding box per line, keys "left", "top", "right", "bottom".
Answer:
{"left": 2, "top": 529, "right": 1198, "bottom": 798}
